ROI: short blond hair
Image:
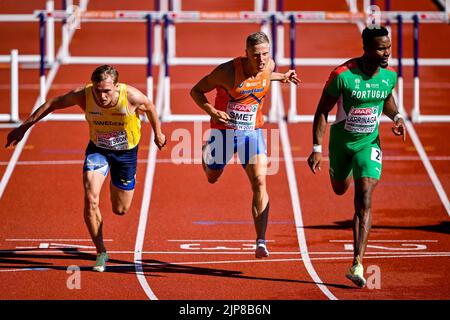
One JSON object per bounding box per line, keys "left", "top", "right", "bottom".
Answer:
{"left": 91, "top": 65, "right": 119, "bottom": 84}
{"left": 246, "top": 32, "right": 270, "bottom": 48}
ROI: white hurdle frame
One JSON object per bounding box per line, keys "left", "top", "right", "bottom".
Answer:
{"left": 0, "top": 50, "right": 19, "bottom": 124}
{"left": 279, "top": 11, "right": 450, "bottom": 124}
{"left": 160, "top": 12, "right": 277, "bottom": 123}
{"left": 2, "top": 8, "right": 450, "bottom": 124}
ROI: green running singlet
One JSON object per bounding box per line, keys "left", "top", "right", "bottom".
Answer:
{"left": 324, "top": 58, "right": 397, "bottom": 181}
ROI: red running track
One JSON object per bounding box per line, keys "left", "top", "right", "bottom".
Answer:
{"left": 0, "top": 0, "right": 449, "bottom": 301}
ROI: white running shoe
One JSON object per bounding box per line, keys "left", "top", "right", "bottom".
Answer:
{"left": 255, "top": 239, "right": 269, "bottom": 259}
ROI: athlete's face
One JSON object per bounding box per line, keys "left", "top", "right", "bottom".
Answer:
{"left": 246, "top": 42, "right": 270, "bottom": 72}
{"left": 92, "top": 76, "right": 119, "bottom": 106}
{"left": 365, "top": 36, "right": 391, "bottom": 68}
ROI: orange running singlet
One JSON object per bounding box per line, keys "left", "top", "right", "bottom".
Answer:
{"left": 212, "top": 57, "right": 271, "bottom": 130}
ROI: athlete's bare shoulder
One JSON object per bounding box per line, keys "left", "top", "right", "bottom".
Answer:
{"left": 211, "top": 59, "right": 235, "bottom": 89}
{"left": 64, "top": 86, "right": 86, "bottom": 109}
{"left": 125, "top": 84, "right": 148, "bottom": 107}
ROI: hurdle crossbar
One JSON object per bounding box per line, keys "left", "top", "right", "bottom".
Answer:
{"left": 283, "top": 12, "right": 450, "bottom": 124}
{"left": 2, "top": 9, "right": 449, "bottom": 124}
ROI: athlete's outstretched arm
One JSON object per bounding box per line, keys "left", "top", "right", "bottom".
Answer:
{"left": 128, "top": 86, "right": 166, "bottom": 150}
{"left": 268, "top": 59, "right": 300, "bottom": 85}
{"left": 190, "top": 63, "right": 232, "bottom": 125}
{"left": 5, "top": 88, "right": 84, "bottom": 148}
{"left": 383, "top": 93, "right": 406, "bottom": 142}
{"left": 307, "top": 90, "right": 339, "bottom": 174}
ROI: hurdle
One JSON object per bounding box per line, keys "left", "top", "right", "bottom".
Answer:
{"left": 409, "top": 14, "right": 450, "bottom": 123}
{"left": 159, "top": 11, "right": 279, "bottom": 123}
{"left": 282, "top": 10, "right": 450, "bottom": 123}
{"left": 0, "top": 0, "right": 57, "bottom": 66}
{"left": 0, "top": 50, "right": 19, "bottom": 125}
{"left": 1, "top": 9, "right": 162, "bottom": 122}
{"left": 1, "top": 0, "right": 177, "bottom": 123}
{"left": 2, "top": 5, "right": 450, "bottom": 125}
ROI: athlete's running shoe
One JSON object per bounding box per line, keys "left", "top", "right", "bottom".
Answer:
{"left": 346, "top": 262, "right": 366, "bottom": 288}
{"left": 255, "top": 239, "right": 269, "bottom": 259}
{"left": 93, "top": 252, "right": 109, "bottom": 272}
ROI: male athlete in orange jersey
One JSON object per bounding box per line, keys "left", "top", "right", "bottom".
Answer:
{"left": 191, "top": 32, "right": 300, "bottom": 258}
{"left": 6, "top": 65, "right": 166, "bottom": 272}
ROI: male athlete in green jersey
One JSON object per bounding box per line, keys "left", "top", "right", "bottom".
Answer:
{"left": 307, "top": 26, "right": 406, "bottom": 288}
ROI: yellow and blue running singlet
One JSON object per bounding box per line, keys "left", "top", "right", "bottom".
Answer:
{"left": 83, "top": 83, "right": 140, "bottom": 190}
{"left": 84, "top": 83, "right": 141, "bottom": 151}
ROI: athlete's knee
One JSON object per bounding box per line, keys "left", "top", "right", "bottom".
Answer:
{"left": 205, "top": 168, "right": 222, "bottom": 184}
{"left": 355, "top": 190, "right": 373, "bottom": 216}
{"left": 207, "top": 176, "right": 218, "bottom": 184}
{"left": 355, "top": 179, "right": 377, "bottom": 212}
{"left": 84, "top": 191, "right": 100, "bottom": 212}
{"left": 207, "top": 172, "right": 221, "bottom": 184}
{"left": 112, "top": 205, "right": 129, "bottom": 216}
{"left": 332, "top": 185, "right": 347, "bottom": 196}
{"left": 110, "top": 188, "right": 133, "bottom": 215}
{"left": 331, "top": 180, "right": 349, "bottom": 195}
{"left": 250, "top": 175, "right": 266, "bottom": 193}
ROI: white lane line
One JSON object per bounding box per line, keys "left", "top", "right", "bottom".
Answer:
{"left": 1, "top": 253, "right": 448, "bottom": 274}
{"left": 167, "top": 239, "right": 276, "bottom": 242}
{"left": 6, "top": 238, "right": 113, "bottom": 242}
{"left": 329, "top": 240, "right": 439, "bottom": 243}
{"left": 133, "top": 132, "right": 158, "bottom": 300}
{"left": 276, "top": 82, "right": 337, "bottom": 300}
{"left": 0, "top": 155, "right": 449, "bottom": 167}
{"left": 2, "top": 250, "right": 448, "bottom": 255}
{"left": 0, "top": 268, "right": 51, "bottom": 273}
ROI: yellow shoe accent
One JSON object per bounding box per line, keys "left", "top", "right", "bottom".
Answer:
{"left": 346, "top": 263, "right": 366, "bottom": 288}
{"left": 93, "top": 252, "right": 109, "bottom": 272}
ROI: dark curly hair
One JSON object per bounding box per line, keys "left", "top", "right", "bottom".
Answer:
{"left": 362, "top": 26, "right": 389, "bottom": 48}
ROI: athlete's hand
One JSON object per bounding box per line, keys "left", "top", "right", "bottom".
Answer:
{"left": 210, "top": 109, "right": 230, "bottom": 125}
{"left": 307, "top": 152, "right": 322, "bottom": 174}
{"left": 154, "top": 132, "right": 167, "bottom": 150}
{"left": 5, "top": 125, "right": 27, "bottom": 148}
{"left": 392, "top": 117, "right": 407, "bottom": 142}
{"left": 282, "top": 70, "right": 301, "bottom": 85}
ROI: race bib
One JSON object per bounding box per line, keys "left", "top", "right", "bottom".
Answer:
{"left": 96, "top": 130, "right": 129, "bottom": 150}
{"left": 226, "top": 102, "right": 258, "bottom": 130}
{"left": 371, "top": 147, "right": 382, "bottom": 163}
{"left": 344, "top": 106, "right": 379, "bottom": 133}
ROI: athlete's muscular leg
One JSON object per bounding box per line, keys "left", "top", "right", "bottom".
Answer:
{"left": 203, "top": 165, "right": 224, "bottom": 184}
{"left": 202, "top": 143, "right": 224, "bottom": 184}
{"left": 352, "top": 177, "right": 378, "bottom": 265}
{"left": 330, "top": 176, "right": 352, "bottom": 195}
{"left": 245, "top": 154, "right": 269, "bottom": 240}
{"left": 83, "top": 171, "right": 107, "bottom": 254}
{"left": 110, "top": 183, "right": 134, "bottom": 215}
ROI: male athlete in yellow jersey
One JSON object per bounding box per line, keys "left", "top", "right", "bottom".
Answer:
{"left": 6, "top": 65, "right": 166, "bottom": 272}
{"left": 191, "top": 32, "right": 300, "bottom": 258}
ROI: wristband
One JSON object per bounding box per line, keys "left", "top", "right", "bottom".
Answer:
{"left": 394, "top": 113, "right": 404, "bottom": 122}
{"left": 312, "top": 144, "right": 322, "bottom": 153}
